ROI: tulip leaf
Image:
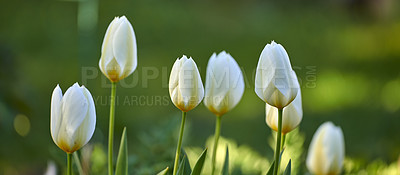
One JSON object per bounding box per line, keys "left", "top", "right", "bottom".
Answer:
{"left": 156, "top": 167, "right": 169, "bottom": 175}
{"left": 190, "top": 148, "right": 207, "bottom": 175}
{"left": 222, "top": 147, "right": 229, "bottom": 175}
{"left": 177, "top": 149, "right": 191, "bottom": 175}
{"left": 115, "top": 127, "right": 128, "bottom": 175}
{"left": 283, "top": 160, "right": 291, "bottom": 175}
{"left": 266, "top": 161, "right": 275, "bottom": 175}
{"left": 267, "top": 148, "right": 285, "bottom": 175}
{"left": 279, "top": 148, "right": 285, "bottom": 162}
{"left": 177, "top": 155, "right": 189, "bottom": 175}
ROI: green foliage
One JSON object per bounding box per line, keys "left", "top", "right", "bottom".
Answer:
{"left": 190, "top": 148, "right": 208, "bottom": 175}
{"left": 177, "top": 156, "right": 188, "bottom": 175}
{"left": 266, "top": 161, "right": 274, "bottom": 175}
{"left": 268, "top": 129, "right": 305, "bottom": 174}
{"left": 222, "top": 147, "right": 229, "bottom": 175}
{"left": 157, "top": 167, "right": 169, "bottom": 175}
{"left": 344, "top": 158, "right": 400, "bottom": 175}
{"left": 283, "top": 160, "right": 291, "bottom": 175}
{"left": 180, "top": 151, "right": 192, "bottom": 175}
{"left": 130, "top": 117, "right": 180, "bottom": 174}
{"left": 115, "top": 127, "right": 128, "bottom": 175}
{"left": 90, "top": 144, "right": 107, "bottom": 175}
{"left": 186, "top": 136, "right": 269, "bottom": 175}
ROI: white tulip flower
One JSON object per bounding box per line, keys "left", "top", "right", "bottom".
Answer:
{"left": 50, "top": 83, "right": 96, "bottom": 153}
{"left": 99, "top": 16, "right": 137, "bottom": 82}
{"left": 266, "top": 87, "right": 302, "bottom": 134}
{"left": 169, "top": 55, "right": 204, "bottom": 112}
{"left": 255, "top": 41, "right": 299, "bottom": 109}
{"left": 204, "top": 51, "right": 245, "bottom": 116}
{"left": 306, "top": 122, "right": 345, "bottom": 175}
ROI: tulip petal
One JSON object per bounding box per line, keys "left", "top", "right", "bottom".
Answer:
{"left": 59, "top": 83, "right": 88, "bottom": 149}
{"left": 50, "top": 85, "right": 63, "bottom": 143}
{"left": 169, "top": 56, "right": 204, "bottom": 112}
{"left": 205, "top": 51, "right": 244, "bottom": 116}
{"left": 281, "top": 90, "right": 302, "bottom": 133}
{"left": 169, "top": 57, "right": 185, "bottom": 110}
{"left": 255, "top": 42, "right": 299, "bottom": 108}
{"left": 105, "top": 58, "right": 122, "bottom": 82}
{"left": 226, "top": 53, "right": 244, "bottom": 112}
{"left": 205, "top": 53, "right": 229, "bottom": 113}
{"left": 113, "top": 16, "right": 137, "bottom": 79}
{"left": 74, "top": 86, "right": 96, "bottom": 149}
{"left": 100, "top": 17, "right": 123, "bottom": 75}
{"left": 179, "top": 58, "right": 204, "bottom": 110}
{"left": 265, "top": 87, "right": 302, "bottom": 134}
{"left": 306, "top": 122, "right": 345, "bottom": 175}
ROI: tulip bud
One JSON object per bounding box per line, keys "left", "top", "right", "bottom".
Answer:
{"left": 204, "top": 51, "right": 245, "bottom": 116}
{"left": 266, "top": 87, "right": 302, "bottom": 134}
{"left": 306, "top": 122, "right": 345, "bottom": 175}
{"left": 50, "top": 83, "right": 96, "bottom": 153}
{"left": 99, "top": 16, "right": 137, "bottom": 82}
{"left": 255, "top": 41, "right": 299, "bottom": 109}
{"left": 169, "top": 56, "right": 204, "bottom": 112}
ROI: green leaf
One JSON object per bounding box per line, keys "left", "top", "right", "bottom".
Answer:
{"left": 266, "top": 161, "right": 274, "bottom": 175}
{"left": 177, "top": 156, "right": 187, "bottom": 175}
{"left": 190, "top": 148, "right": 208, "bottom": 175}
{"left": 283, "top": 160, "right": 291, "bottom": 175}
{"left": 182, "top": 149, "right": 192, "bottom": 175}
{"left": 115, "top": 127, "right": 128, "bottom": 175}
{"left": 267, "top": 148, "right": 284, "bottom": 175}
{"left": 222, "top": 147, "right": 229, "bottom": 175}
{"left": 279, "top": 148, "right": 285, "bottom": 162}
{"left": 156, "top": 167, "right": 169, "bottom": 175}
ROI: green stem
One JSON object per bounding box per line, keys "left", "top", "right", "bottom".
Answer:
{"left": 211, "top": 116, "right": 222, "bottom": 175}
{"left": 273, "top": 108, "right": 283, "bottom": 175}
{"left": 108, "top": 82, "right": 117, "bottom": 175}
{"left": 277, "top": 133, "right": 286, "bottom": 173}
{"left": 73, "top": 152, "right": 84, "bottom": 175}
{"left": 173, "top": 111, "right": 187, "bottom": 175}
{"left": 67, "top": 153, "right": 72, "bottom": 175}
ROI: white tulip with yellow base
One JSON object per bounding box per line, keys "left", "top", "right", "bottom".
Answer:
{"left": 255, "top": 41, "right": 299, "bottom": 109}
{"left": 204, "top": 51, "right": 244, "bottom": 117}
{"left": 99, "top": 16, "right": 137, "bottom": 82}
{"left": 99, "top": 15, "right": 137, "bottom": 175}
{"left": 266, "top": 88, "right": 302, "bottom": 134}
{"left": 169, "top": 55, "right": 204, "bottom": 175}
{"left": 169, "top": 55, "right": 204, "bottom": 112}
{"left": 307, "top": 122, "right": 345, "bottom": 175}
{"left": 255, "top": 41, "right": 299, "bottom": 175}
{"left": 204, "top": 51, "right": 244, "bottom": 175}
{"left": 51, "top": 83, "right": 96, "bottom": 175}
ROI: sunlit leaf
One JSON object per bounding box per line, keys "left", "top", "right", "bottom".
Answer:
{"left": 156, "top": 167, "right": 169, "bottom": 175}
{"left": 283, "top": 160, "right": 291, "bottom": 175}
{"left": 190, "top": 148, "right": 207, "bottom": 175}
{"left": 266, "top": 161, "right": 274, "bottom": 175}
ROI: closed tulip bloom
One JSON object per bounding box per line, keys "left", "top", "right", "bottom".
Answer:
{"left": 204, "top": 51, "right": 244, "bottom": 116}
{"left": 306, "top": 122, "right": 345, "bottom": 175}
{"left": 51, "top": 83, "right": 96, "bottom": 153}
{"left": 255, "top": 41, "right": 299, "bottom": 109}
{"left": 99, "top": 16, "right": 137, "bottom": 82}
{"left": 169, "top": 56, "right": 204, "bottom": 112}
{"left": 266, "top": 88, "right": 302, "bottom": 134}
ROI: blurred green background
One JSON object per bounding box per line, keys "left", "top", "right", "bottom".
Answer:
{"left": 1, "top": 0, "right": 400, "bottom": 174}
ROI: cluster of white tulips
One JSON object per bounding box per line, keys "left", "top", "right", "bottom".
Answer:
{"left": 50, "top": 15, "right": 345, "bottom": 175}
